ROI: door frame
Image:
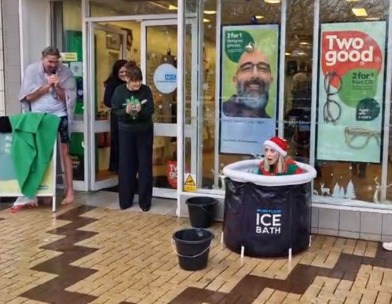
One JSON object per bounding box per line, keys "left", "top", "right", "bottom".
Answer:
{"left": 140, "top": 18, "right": 198, "bottom": 199}
{"left": 87, "top": 22, "right": 128, "bottom": 191}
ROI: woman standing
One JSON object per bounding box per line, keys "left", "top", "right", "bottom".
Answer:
{"left": 111, "top": 61, "right": 154, "bottom": 212}
{"left": 103, "top": 59, "right": 127, "bottom": 173}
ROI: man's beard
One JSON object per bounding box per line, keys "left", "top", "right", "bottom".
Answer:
{"left": 236, "top": 78, "right": 270, "bottom": 110}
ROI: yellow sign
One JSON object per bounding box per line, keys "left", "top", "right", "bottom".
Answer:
{"left": 61, "top": 52, "right": 78, "bottom": 62}
{"left": 184, "top": 174, "right": 196, "bottom": 192}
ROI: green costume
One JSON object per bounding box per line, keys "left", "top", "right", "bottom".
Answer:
{"left": 258, "top": 158, "right": 303, "bottom": 175}
{"left": 9, "top": 113, "right": 60, "bottom": 198}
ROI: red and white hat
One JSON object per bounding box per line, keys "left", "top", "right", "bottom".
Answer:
{"left": 264, "top": 136, "right": 288, "bottom": 157}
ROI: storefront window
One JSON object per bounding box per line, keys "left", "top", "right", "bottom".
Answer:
{"left": 51, "top": 0, "right": 85, "bottom": 181}
{"left": 89, "top": 0, "right": 179, "bottom": 17}
{"left": 195, "top": 0, "right": 282, "bottom": 190}
{"left": 284, "top": 0, "right": 314, "bottom": 164}
{"left": 315, "top": 1, "right": 389, "bottom": 206}
{"left": 188, "top": 0, "right": 392, "bottom": 210}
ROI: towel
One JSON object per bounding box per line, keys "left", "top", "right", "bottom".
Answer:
{"left": 19, "top": 62, "right": 76, "bottom": 135}
{"left": 9, "top": 112, "right": 60, "bottom": 198}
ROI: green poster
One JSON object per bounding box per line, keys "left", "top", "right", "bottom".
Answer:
{"left": 317, "top": 21, "right": 386, "bottom": 163}
{"left": 220, "top": 24, "right": 279, "bottom": 155}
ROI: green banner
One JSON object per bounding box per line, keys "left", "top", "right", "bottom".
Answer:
{"left": 317, "top": 21, "right": 386, "bottom": 163}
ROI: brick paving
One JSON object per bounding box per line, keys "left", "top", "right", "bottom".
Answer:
{"left": 0, "top": 203, "right": 391, "bottom": 303}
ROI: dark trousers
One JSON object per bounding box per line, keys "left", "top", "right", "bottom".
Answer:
{"left": 118, "top": 127, "right": 153, "bottom": 210}
{"left": 109, "top": 112, "right": 119, "bottom": 173}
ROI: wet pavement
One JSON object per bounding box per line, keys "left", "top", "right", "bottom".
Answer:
{"left": 0, "top": 200, "right": 391, "bottom": 304}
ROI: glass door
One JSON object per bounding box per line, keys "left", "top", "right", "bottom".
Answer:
{"left": 141, "top": 19, "right": 197, "bottom": 198}
{"left": 88, "top": 23, "right": 128, "bottom": 191}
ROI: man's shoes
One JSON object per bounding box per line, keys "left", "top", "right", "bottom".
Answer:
{"left": 382, "top": 241, "right": 392, "bottom": 251}
{"left": 141, "top": 206, "right": 150, "bottom": 212}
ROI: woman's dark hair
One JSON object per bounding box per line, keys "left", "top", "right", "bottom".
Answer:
{"left": 104, "top": 59, "right": 127, "bottom": 86}
{"left": 124, "top": 60, "right": 143, "bottom": 81}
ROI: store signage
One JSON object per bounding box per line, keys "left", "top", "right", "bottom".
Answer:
{"left": 219, "top": 24, "right": 279, "bottom": 155}
{"left": 317, "top": 21, "right": 386, "bottom": 163}
{"left": 184, "top": 174, "right": 196, "bottom": 192}
{"left": 60, "top": 52, "right": 78, "bottom": 62}
{"left": 153, "top": 63, "right": 177, "bottom": 94}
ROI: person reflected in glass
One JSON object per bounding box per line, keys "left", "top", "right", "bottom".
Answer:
{"left": 103, "top": 59, "right": 127, "bottom": 174}
{"left": 258, "top": 136, "right": 303, "bottom": 175}
{"left": 223, "top": 47, "right": 273, "bottom": 118}
{"left": 111, "top": 61, "right": 154, "bottom": 212}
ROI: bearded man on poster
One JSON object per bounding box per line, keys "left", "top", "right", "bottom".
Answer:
{"left": 223, "top": 48, "right": 273, "bottom": 118}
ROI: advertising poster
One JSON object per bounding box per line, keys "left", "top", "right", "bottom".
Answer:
{"left": 0, "top": 133, "right": 55, "bottom": 196}
{"left": 220, "top": 24, "right": 279, "bottom": 155}
{"left": 317, "top": 21, "right": 386, "bottom": 163}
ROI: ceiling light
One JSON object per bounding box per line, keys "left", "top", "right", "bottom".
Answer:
{"left": 352, "top": 8, "right": 368, "bottom": 17}
{"left": 168, "top": 5, "right": 177, "bottom": 10}
{"left": 264, "top": 0, "right": 281, "bottom": 3}
{"left": 204, "top": 10, "right": 216, "bottom": 15}
{"left": 285, "top": 52, "right": 291, "bottom": 56}
{"left": 255, "top": 15, "right": 264, "bottom": 19}
{"left": 203, "top": 18, "right": 210, "bottom": 23}
{"left": 346, "top": 0, "right": 360, "bottom": 2}
{"left": 366, "top": 17, "right": 381, "bottom": 20}
{"left": 299, "top": 42, "right": 310, "bottom": 46}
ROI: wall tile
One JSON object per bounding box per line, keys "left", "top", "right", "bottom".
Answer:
{"left": 311, "top": 207, "right": 319, "bottom": 228}
{"left": 5, "top": 66, "right": 20, "bottom": 84}
{"left": 359, "top": 232, "right": 381, "bottom": 242}
{"left": 382, "top": 214, "right": 392, "bottom": 236}
{"left": 0, "top": 72, "right": 4, "bottom": 91}
{"left": 339, "top": 230, "right": 359, "bottom": 239}
{"left": 318, "top": 228, "right": 339, "bottom": 237}
{"left": 318, "top": 208, "right": 339, "bottom": 230}
{"left": 339, "top": 210, "right": 360, "bottom": 232}
{"left": 381, "top": 235, "right": 392, "bottom": 242}
{"left": 4, "top": 48, "right": 21, "bottom": 66}
{"left": 3, "top": 15, "right": 19, "bottom": 36}
{"left": 3, "top": 0, "right": 19, "bottom": 14}
{"left": 360, "top": 212, "right": 382, "bottom": 235}
{"left": 3, "top": 32, "right": 20, "bottom": 49}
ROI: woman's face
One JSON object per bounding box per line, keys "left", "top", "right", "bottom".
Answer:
{"left": 127, "top": 79, "right": 142, "bottom": 91}
{"left": 264, "top": 146, "right": 279, "bottom": 165}
{"left": 118, "top": 66, "right": 127, "bottom": 81}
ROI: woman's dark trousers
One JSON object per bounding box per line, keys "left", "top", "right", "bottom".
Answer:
{"left": 118, "top": 127, "right": 153, "bottom": 210}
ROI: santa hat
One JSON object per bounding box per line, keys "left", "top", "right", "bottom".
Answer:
{"left": 264, "top": 136, "right": 288, "bottom": 157}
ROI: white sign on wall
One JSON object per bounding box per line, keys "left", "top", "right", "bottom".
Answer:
{"left": 153, "top": 63, "right": 177, "bottom": 94}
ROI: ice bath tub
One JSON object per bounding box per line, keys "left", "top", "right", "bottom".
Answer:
{"left": 222, "top": 159, "right": 317, "bottom": 258}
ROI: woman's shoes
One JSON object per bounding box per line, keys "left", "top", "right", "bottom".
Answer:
{"left": 141, "top": 207, "right": 150, "bottom": 212}
{"left": 120, "top": 203, "right": 132, "bottom": 210}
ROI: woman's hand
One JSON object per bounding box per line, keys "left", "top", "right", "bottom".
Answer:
{"left": 134, "top": 103, "right": 141, "bottom": 112}
{"left": 126, "top": 102, "right": 141, "bottom": 114}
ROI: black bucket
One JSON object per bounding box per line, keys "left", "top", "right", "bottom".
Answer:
{"left": 172, "top": 228, "right": 214, "bottom": 271}
{"left": 186, "top": 197, "right": 218, "bottom": 228}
